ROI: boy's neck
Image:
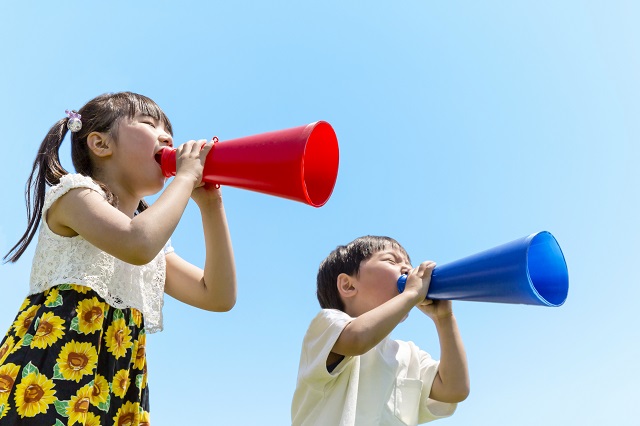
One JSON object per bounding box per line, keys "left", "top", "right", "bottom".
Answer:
{"left": 343, "top": 302, "right": 364, "bottom": 318}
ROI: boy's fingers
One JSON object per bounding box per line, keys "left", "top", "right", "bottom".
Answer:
{"left": 415, "top": 261, "right": 436, "bottom": 278}
{"left": 423, "top": 261, "right": 436, "bottom": 276}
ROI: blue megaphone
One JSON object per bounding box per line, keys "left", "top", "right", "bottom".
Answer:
{"left": 397, "top": 231, "right": 568, "bottom": 307}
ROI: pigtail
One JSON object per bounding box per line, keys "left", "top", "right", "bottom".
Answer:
{"left": 3, "top": 119, "right": 70, "bottom": 263}
{"left": 4, "top": 91, "right": 172, "bottom": 262}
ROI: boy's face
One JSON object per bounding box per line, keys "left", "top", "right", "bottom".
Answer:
{"left": 349, "top": 246, "right": 412, "bottom": 315}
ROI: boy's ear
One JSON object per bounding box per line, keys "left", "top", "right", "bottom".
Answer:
{"left": 87, "top": 132, "right": 112, "bottom": 158}
{"left": 336, "top": 273, "right": 357, "bottom": 299}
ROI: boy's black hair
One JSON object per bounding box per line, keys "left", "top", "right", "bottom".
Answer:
{"left": 316, "top": 235, "right": 410, "bottom": 311}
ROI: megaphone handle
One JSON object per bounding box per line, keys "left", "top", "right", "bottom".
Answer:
{"left": 208, "top": 136, "right": 221, "bottom": 188}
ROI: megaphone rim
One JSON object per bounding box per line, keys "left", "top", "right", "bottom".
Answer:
{"left": 299, "top": 120, "right": 340, "bottom": 207}
{"left": 525, "top": 231, "right": 569, "bottom": 307}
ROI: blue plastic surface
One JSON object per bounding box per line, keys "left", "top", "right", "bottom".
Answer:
{"left": 396, "top": 231, "right": 568, "bottom": 307}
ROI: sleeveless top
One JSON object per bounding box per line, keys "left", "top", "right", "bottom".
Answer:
{"left": 28, "top": 173, "right": 170, "bottom": 333}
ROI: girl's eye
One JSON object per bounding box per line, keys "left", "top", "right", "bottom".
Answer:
{"left": 144, "top": 121, "right": 156, "bottom": 128}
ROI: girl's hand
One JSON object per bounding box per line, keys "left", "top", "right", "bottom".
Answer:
{"left": 189, "top": 137, "right": 222, "bottom": 207}
{"left": 191, "top": 182, "right": 223, "bottom": 208}
{"left": 174, "top": 139, "right": 213, "bottom": 187}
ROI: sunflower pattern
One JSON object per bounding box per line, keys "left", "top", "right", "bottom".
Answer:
{"left": 0, "top": 285, "right": 150, "bottom": 425}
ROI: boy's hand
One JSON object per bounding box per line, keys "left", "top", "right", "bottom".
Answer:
{"left": 405, "top": 261, "right": 455, "bottom": 321}
{"left": 417, "top": 299, "right": 454, "bottom": 322}
{"left": 403, "top": 261, "right": 436, "bottom": 303}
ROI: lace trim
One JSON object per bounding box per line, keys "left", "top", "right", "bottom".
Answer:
{"left": 29, "top": 174, "right": 166, "bottom": 333}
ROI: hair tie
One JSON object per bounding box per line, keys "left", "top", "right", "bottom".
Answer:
{"left": 65, "top": 109, "right": 82, "bottom": 132}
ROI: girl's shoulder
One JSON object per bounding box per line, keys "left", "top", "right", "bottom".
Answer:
{"left": 43, "top": 173, "right": 106, "bottom": 215}
{"left": 55, "top": 173, "right": 104, "bottom": 192}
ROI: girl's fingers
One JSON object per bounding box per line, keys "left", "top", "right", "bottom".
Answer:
{"left": 200, "top": 141, "right": 214, "bottom": 154}
{"left": 177, "top": 140, "right": 212, "bottom": 156}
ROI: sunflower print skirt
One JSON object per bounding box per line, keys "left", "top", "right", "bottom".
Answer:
{"left": 0, "top": 284, "right": 150, "bottom": 425}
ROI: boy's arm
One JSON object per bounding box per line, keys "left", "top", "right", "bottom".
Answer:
{"left": 331, "top": 262, "right": 433, "bottom": 358}
{"left": 418, "top": 300, "right": 470, "bottom": 403}
{"left": 331, "top": 291, "right": 422, "bottom": 357}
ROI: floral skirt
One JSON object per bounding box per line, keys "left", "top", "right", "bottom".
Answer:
{"left": 0, "top": 284, "right": 150, "bottom": 425}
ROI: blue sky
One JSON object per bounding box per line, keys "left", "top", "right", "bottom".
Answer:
{"left": 1, "top": 1, "right": 638, "bottom": 425}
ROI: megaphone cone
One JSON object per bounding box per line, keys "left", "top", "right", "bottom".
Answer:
{"left": 397, "top": 231, "right": 569, "bottom": 307}
{"left": 157, "top": 121, "right": 339, "bottom": 207}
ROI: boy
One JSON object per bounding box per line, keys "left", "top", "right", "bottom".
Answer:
{"left": 292, "top": 236, "right": 469, "bottom": 426}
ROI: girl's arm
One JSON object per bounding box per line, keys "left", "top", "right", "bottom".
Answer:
{"left": 164, "top": 185, "right": 236, "bottom": 312}
{"left": 47, "top": 139, "right": 236, "bottom": 311}
{"left": 47, "top": 141, "right": 211, "bottom": 265}
{"left": 418, "top": 300, "right": 470, "bottom": 403}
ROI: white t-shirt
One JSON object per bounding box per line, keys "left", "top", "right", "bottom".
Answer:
{"left": 291, "top": 309, "right": 456, "bottom": 426}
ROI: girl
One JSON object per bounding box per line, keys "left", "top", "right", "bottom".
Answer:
{"left": 0, "top": 92, "right": 236, "bottom": 425}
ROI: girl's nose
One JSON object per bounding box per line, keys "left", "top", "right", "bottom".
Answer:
{"left": 159, "top": 133, "right": 173, "bottom": 148}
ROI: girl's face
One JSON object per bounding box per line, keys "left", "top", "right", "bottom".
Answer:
{"left": 110, "top": 113, "right": 173, "bottom": 198}
{"left": 350, "top": 246, "right": 412, "bottom": 314}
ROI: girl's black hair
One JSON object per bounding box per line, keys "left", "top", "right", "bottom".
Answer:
{"left": 3, "top": 91, "right": 172, "bottom": 263}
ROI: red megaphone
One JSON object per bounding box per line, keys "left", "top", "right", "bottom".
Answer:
{"left": 156, "top": 121, "right": 339, "bottom": 207}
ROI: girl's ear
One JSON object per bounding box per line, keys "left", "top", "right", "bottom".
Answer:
{"left": 87, "top": 132, "right": 112, "bottom": 158}
{"left": 337, "top": 273, "right": 357, "bottom": 299}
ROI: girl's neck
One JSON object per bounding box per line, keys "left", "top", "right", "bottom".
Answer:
{"left": 110, "top": 185, "right": 142, "bottom": 218}
{"left": 91, "top": 172, "right": 142, "bottom": 218}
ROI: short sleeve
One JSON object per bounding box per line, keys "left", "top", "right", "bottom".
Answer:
{"left": 416, "top": 346, "right": 457, "bottom": 421}
{"left": 299, "top": 309, "right": 353, "bottom": 385}
{"left": 42, "top": 174, "right": 106, "bottom": 217}
{"left": 163, "top": 239, "right": 175, "bottom": 255}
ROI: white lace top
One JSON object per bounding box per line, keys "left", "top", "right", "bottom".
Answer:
{"left": 29, "top": 174, "right": 171, "bottom": 333}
